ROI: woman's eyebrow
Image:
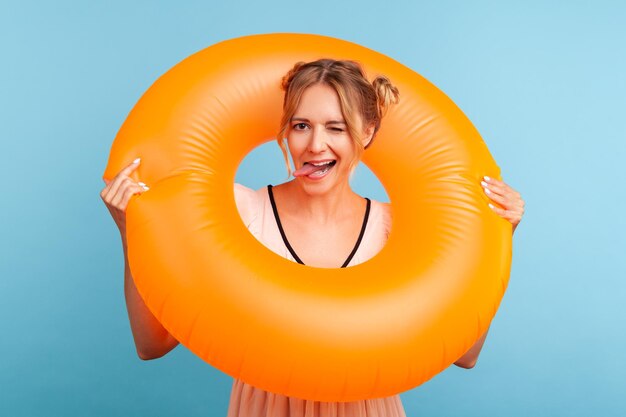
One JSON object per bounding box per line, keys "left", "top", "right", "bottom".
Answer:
{"left": 290, "top": 117, "right": 346, "bottom": 124}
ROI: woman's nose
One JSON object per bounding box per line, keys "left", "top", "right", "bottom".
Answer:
{"left": 307, "top": 127, "right": 328, "bottom": 153}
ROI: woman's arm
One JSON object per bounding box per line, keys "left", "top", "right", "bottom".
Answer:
{"left": 453, "top": 176, "right": 524, "bottom": 369}
{"left": 454, "top": 326, "right": 490, "bottom": 369}
{"left": 123, "top": 237, "right": 180, "bottom": 360}
{"left": 102, "top": 159, "right": 179, "bottom": 360}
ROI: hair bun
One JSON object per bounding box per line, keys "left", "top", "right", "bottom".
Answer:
{"left": 281, "top": 61, "right": 306, "bottom": 91}
{"left": 372, "top": 75, "right": 400, "bottom": 118}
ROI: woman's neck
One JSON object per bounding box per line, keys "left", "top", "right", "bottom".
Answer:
{"left": 276, "top": 179, "right": 361, "bottom": 225}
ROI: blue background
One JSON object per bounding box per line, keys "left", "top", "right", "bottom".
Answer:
{"left": 1, "top": 1, "right": 624, "bottom": 416}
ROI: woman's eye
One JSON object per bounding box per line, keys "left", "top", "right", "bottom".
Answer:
{"left": 293, "top": 123, "right": 308, "bottom": 130}
{"left": 330, "top": 127, "right": 344, "bottom": 132}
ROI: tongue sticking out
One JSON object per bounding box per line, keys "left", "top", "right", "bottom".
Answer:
{"left": 293, "top": 163, "right": 333, "bottom": 177}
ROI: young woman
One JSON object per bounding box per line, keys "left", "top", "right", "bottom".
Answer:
{"left": 101, "top": 59, "right": 525, "bottom": 417}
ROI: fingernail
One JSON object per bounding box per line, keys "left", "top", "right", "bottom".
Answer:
{"left": 481, "top": 181, "right": 488, "bottom": 188}
{"left": 138, "top": 182, "right": 146, "bottom": 186}
{"left": 488, "top": 203, "right": 495, "bottom": 209}
{"left": 484, "top": 188, "right": 491, "bottom": 194}
{"left": 484, "top": 176, "right": 491, "bottom": 182}
{"left": 133, "top": 158, "right": 141, "bottom": 164}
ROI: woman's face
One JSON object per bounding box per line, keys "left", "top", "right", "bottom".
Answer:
{"left": 287, "top": 83, "right": 368, "bottom": 195}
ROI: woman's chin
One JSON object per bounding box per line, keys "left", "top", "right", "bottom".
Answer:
{"left": 296, "top": 169, "right": 350, "bottom": 195}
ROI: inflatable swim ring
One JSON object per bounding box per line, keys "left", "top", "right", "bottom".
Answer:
{"left": 102, "top": 33, "right": 512, "bottom": 401}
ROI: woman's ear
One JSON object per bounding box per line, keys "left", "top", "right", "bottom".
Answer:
{"left": 363, "top": 123, "right": 376, "bottom": 148}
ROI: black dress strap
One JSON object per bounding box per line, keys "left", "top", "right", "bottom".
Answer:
{"left": 267, "top": 185, "right": 371, "bottom": 268}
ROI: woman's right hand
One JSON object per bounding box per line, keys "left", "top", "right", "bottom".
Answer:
{"left": 100, "top": 158, "right": 149, "bottom": 237}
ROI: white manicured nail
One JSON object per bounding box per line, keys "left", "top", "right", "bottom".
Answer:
{"left": 133, "top": 158, "right": 141, "bottom": 164}
{"left": 481, "top": 181, "right": 488, "bottom": 188}
{"left": 484, "top": 176, "right": 491, "bottom": 182}
{"left": 488, "top": 203, "right": 494, "bottom": 209}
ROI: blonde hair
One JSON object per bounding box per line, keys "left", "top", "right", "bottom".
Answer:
{"left": 276, "top": 59, "right": 400, "bottom": 177}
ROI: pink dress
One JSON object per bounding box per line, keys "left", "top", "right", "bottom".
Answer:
{"left": 228, "top": 183, "right": 406, "bottom": 417}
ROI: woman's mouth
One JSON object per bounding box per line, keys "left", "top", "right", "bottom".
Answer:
{"left": 293, "top": 160, "right": 337, "bottom": 179}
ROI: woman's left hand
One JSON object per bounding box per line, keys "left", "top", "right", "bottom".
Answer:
{"left": 481, "top": 176, "right": 524, "bottom": 233}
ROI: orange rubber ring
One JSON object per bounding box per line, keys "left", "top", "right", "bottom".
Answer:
{"left": 103, "top": 33, "right": 512, "bottom": 401}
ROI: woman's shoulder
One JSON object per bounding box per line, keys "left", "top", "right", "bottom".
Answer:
{"left": 234, "top": 182, "right": 263, "bottom": 197}
{"left": 368, "top": 199, "right": 392, "bottom": 239}
{"left": 233, "top": 183, "right": 267, "bottom": 227}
